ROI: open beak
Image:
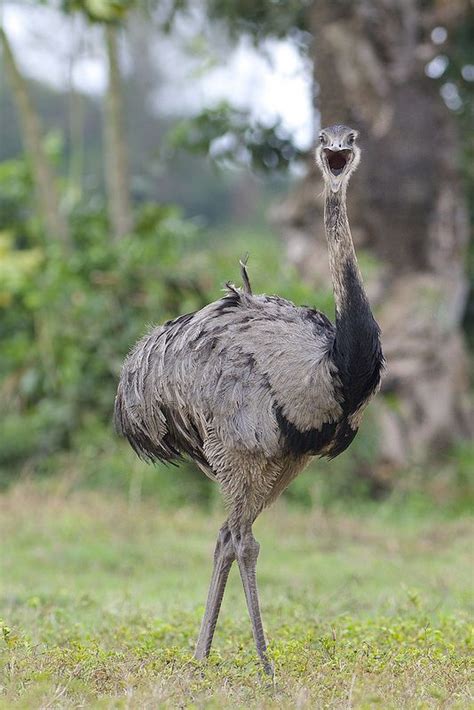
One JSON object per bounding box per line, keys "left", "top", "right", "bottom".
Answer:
{"left": 324, "top": 148, "right": 353, "bottom": 192}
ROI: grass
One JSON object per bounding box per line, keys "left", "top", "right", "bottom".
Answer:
{"left": 0, "top": 480, "right": 472, "bottom": 708}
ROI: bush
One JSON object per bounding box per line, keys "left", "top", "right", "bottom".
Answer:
{"left": 0, "top": 160, "right": 211, "bottom": 486}
{"left": 2, "top": 156, "right": 470, "bottom": 510}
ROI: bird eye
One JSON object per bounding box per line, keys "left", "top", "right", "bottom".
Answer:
{"left": 319, "top": 134, "right": 325, "bottom": 144}
{"left": 347, "top": 133, "right": 355, "bottom": 145}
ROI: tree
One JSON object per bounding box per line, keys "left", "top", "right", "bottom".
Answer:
{"left": 103, "top": 22, "right": 133, "bottom": 240}
{"left": 0, "top": 26, "right": 70, "bottom": 249}
{"left": 279, "top": 0, "right": 472, "bottom": 475}
{"left": 63, "top": 0, "right": 134, "bottom": 239}
{"left": 200, "top": 0, "right": 473, "bottom": 477}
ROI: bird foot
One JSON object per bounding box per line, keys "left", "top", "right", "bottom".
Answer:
{"left": 263, "top": 660, "right": 274, "bottom": 678}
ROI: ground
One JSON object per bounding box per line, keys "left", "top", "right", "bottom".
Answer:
{"left": 0, "top": 481, "right": 472, "bottom": 708}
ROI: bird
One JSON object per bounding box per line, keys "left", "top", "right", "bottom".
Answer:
{"left": 114, "top": 124, "right": 384, "bottom": 676}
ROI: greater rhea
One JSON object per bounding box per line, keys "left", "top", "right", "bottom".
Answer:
{"left": 114, "top": 125, "right": 384, "bottom": 676}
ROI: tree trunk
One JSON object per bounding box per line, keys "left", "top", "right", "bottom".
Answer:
{"left": 104, "top": 24, "right": 133, "bottom": 241}
{"left": 0, "top": 27, "right": 70, "bottom": 250}
{"left": 274, "top": 0, "right": 472, "bottom": 478}
{"left": 66, "top": 30, "right": 85, "bottom": 209}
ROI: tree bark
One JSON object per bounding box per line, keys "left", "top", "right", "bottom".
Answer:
{"left": 0, "top": 27, "right": 70, "bottom": 250}
{"left": 104, "top": 24, "right": 133, "bottom": 241}
{"left": 274, "top": 0, "right": 472, "bottom": 477}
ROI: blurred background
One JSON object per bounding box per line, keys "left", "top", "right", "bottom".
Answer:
{"left": 1, "top": 0, "right": 473, "bottom": 512}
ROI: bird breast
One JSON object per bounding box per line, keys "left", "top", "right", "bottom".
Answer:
{"left": 156, "top": 290, "right": 344, "bottom": 458}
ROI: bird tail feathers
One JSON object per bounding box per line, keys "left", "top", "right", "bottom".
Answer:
{"left": 239, "top": 253, "right": 252, "bottom": 295}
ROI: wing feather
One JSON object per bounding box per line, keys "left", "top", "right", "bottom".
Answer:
{"left": 114, "top": 287, "right": 340, "bottom": 469}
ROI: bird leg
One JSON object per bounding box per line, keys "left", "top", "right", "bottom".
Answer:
{"left": 194, "top": 522, "right": 235, "bottom": 661}
{"left": 232, "top": 524, "right": 273, "bottom": 676}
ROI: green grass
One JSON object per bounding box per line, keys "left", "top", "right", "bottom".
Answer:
{"left": 0, "top": 480, "right": 472, "bottom": 708}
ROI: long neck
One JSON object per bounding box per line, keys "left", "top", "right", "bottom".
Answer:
{"left": 324, "top": 187, "right": 365, "bottom": 317}
{"left": 324, "top": 187, "right": 383, "bottom": 413}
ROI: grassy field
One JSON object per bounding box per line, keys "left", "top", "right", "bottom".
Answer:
{"left": 0, "top": 480, "right": 472, "bottom": 708}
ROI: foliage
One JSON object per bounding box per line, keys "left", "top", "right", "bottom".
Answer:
{"left": 0, "top": 155, "right": 333, "bottom": 503}
{"left": 1, "top": 0, "right": 472, "bottom": 500}
{"left": 0, "top": 155, "right": 210, "bottom": 484}
{"left": 168, "top": 102, "right": 306, "bottom": 172}
{"left": 206, "top": 0, "right": 311, "bottom": 42}
{"left": 1, "top": 154, "right": 472, "bottom": 508}
{"left": 61, "top": 0, "right": 134, "bottom": 23}
{"left": 0, "top": 484, "right": 472, "bottom": 707}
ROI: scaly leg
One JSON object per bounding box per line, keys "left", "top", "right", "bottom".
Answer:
{"left": 232, "top": 524, "right": 273, "bottom": 676}
{"left": 194, "top": 522, "right": 235, "bottom": 660}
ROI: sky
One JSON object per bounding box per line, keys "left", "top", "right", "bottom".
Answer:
{"left": 2, "top": 2, "right": 315, "bottom": 149}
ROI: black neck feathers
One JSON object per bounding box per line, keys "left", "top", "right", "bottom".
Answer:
{"left": 324, "top": 189, "right": 384, "bottom": 413}
{"left": 332, "top": 261, "right": 383, "bottom": 413}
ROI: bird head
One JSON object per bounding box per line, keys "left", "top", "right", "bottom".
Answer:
{"left": 315, "top": 124, "right": 360, "bottom": 193}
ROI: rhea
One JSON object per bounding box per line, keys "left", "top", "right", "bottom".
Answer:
{"left": 114, "top": 125, "right": 384, "bottom": 675}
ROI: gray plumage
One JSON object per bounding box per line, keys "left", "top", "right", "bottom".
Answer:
{"left": 114, "top": 125, "right": 384, "bottom": 676}
{"left": 115, "top": 280, "right": 337, "bottom": 494}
